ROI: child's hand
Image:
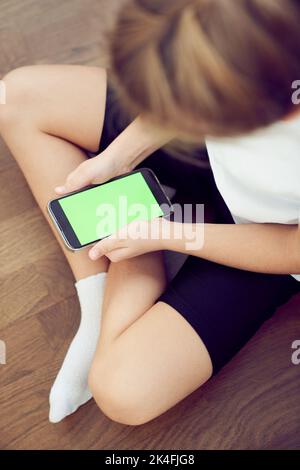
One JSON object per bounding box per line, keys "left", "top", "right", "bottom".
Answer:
{"left": 55, "top": 151, "right": 129, "bottom": 195}
{"left": 55, "top": 115, "right": 172, "bottom": 195}
{"left": 88, "top": 218, "right": 170, "bottom": 262}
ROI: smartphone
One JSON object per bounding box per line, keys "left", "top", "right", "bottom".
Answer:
{"left": 47, "top": 168, "right": 173, "bottom": 251}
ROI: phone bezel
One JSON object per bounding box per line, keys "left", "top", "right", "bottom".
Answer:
{"left": 47, "top": 168, "right": 173, "bottom": 251}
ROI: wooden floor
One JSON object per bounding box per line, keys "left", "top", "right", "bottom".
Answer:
{"left": 0, "top": 0, "right": 300, "bottom": 451}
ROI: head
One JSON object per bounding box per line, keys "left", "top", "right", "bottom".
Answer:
{"left": 109, "top": 0, "right": 300, "bottom": 141}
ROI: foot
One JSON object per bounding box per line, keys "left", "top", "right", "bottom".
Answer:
{"left": 49, "top": 272, "right": 106, "bottom": 423}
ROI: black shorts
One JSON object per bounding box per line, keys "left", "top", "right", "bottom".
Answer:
{"left": 90, "top": 83, "right": 300, "bottom": 375}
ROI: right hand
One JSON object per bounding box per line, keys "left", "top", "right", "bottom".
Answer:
{"left": 55, "top": 151, "right": 129, "bottom": 195}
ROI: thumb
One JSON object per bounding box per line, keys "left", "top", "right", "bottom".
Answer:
{"left": 55, "top": 160, "right": 97, "bottom": 194}
{"left": 89, "top": 235, "right": 119, "bottom": 260}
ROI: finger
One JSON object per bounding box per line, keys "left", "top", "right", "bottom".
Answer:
{"left": 55, "top": 159, "right": 99, "bottom": 194}
{"left": 107, "top": 247, "right": 131, "bottom": 263}
{"left": 89, "top": 236, "right": 121, "bottom": 260}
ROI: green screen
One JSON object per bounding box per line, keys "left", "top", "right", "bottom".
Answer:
{"left": 58, "top": 172, "right": 164, "bottom": 245}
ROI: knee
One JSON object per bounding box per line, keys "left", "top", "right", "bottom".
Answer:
{"left": 0, "top": 66, "right": 38, "bottom": 130}
{"left": 88, "top": 355, "right": 153, "bottom": 426}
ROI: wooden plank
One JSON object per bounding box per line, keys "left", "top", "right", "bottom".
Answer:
{"left": 0, "top": 0, "right": 299, "bottom": 451}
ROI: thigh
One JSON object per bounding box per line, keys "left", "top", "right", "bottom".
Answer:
{"left": 160, "top": 256, "right": 300, "bottom": 374}
{"left": 91, "top": 257, "right": 300, "bottom": 425}
{"left": 3, "top": 64, "right": 107, "bottom": 152}
{"left": 92, "top": 300, "right": 213, "bottom": 424}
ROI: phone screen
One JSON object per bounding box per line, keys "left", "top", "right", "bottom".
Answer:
{"left": 57, "top": 171, "right": 164, "bottom": 246}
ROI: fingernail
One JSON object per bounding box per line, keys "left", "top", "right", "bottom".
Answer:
{"left": 55, "top": 186, "right": 65, "bottom": 194}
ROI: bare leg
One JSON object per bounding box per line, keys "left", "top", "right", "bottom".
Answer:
{"left": 0, "top": 65, "right": 109, "bottom": 280}
{"left": 99, "top": 251, "right": 167, "bottom": 349}
{"left": 0, "top": 65, "right": 212, "bottom": 425}
{"left": 89, "top": 253, "right": 213, "bottom": 425}
{"left": 0, "top": 65, "right": 111, "bottom": 421}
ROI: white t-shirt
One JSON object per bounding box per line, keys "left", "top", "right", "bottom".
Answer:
{"left": 206, "top": 113, "right": 300, "bottom": 281}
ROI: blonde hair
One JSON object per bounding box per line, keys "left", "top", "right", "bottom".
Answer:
{"left": 109, "top": 0, "right": 300, "bottom": 141}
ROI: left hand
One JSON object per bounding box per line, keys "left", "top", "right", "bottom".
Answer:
{"left": 88, "top": 218, "right": 169, "bottom": 262}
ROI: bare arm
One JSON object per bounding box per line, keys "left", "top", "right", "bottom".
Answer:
{"left": 56, "top": 114, "right": 300, "bottom": 277}
{"left": 89, "top": 219, "right": 300, "bottom": 276}
{"left": 106, "top": 116, "right": 172, "bottom": 172}
{"left": 167, "top": 221, "right": 300, "bottom": 275}
{"left": 55, "top": 116, "right": 172, "bottom": 194}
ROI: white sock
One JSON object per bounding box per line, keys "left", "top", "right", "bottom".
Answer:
{"left": 49, "top": 272, "right": 107, "bottom": 423}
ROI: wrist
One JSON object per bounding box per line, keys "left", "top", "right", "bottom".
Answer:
{"left": 158, "top": 219, "right": 183, "bottom": 252}
{"left": 160, "top": 221, "right": 205, "bottom": 254}
{"left": 102, "top": 116, "right": 172, "bottom": 174}
{"left": 100, "top": 144, "right": 133, "bottom": 176}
